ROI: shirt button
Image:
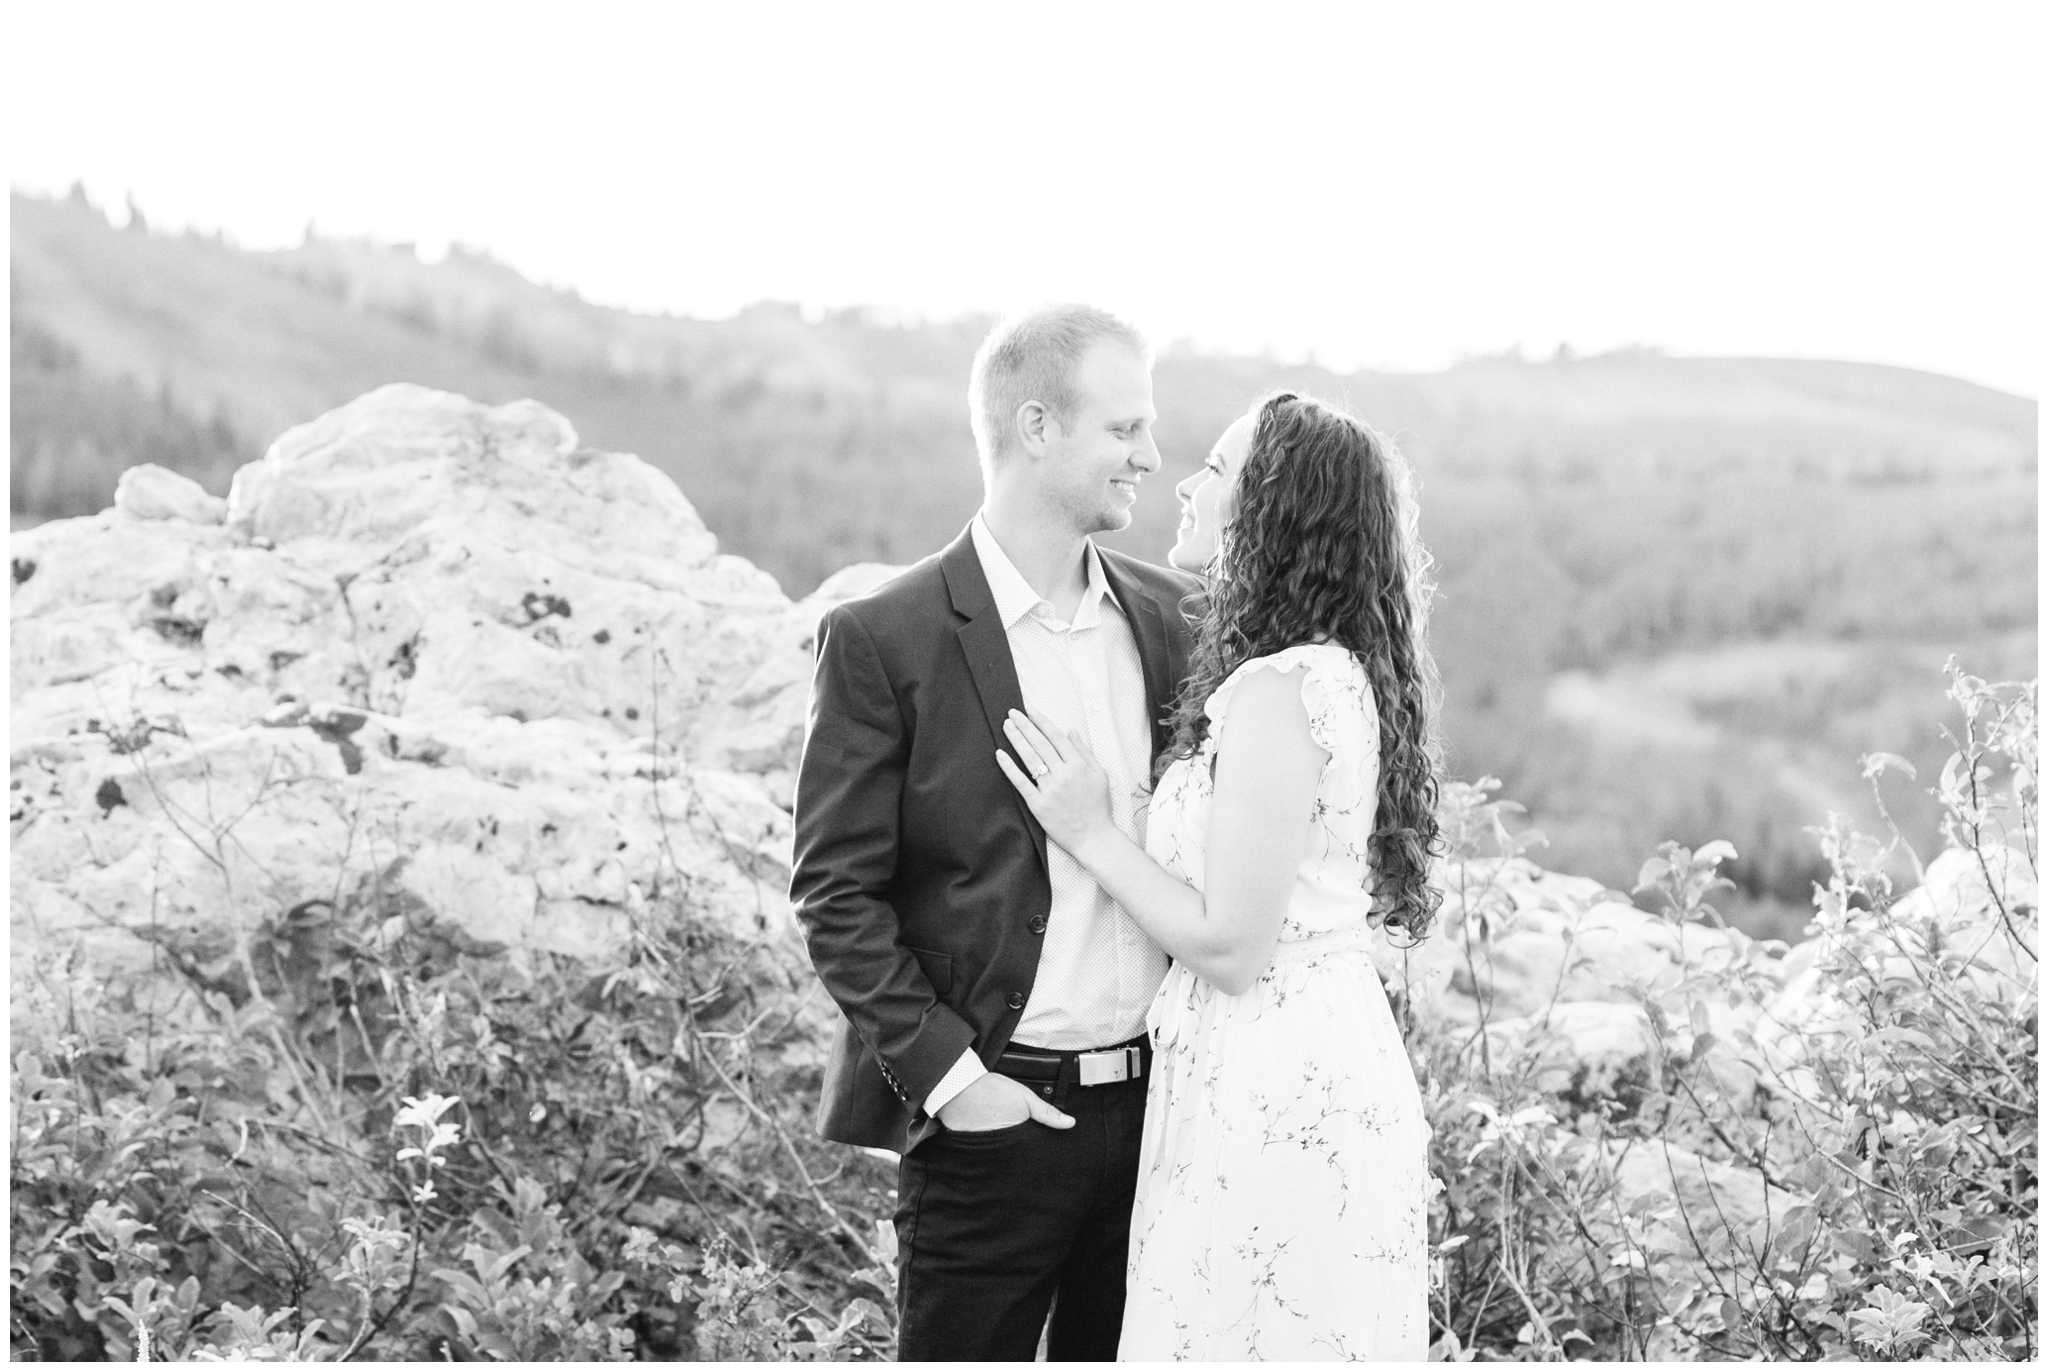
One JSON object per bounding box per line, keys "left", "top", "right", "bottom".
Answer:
{"left": 1029, "top": 916, "right": 1048, "bottom": 934}
{"left": 1006, "top": 992, "right": 1026, "bottom": 1010}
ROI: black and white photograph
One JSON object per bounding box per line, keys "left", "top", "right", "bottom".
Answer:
{"left": 7, "top": 2, "right": 2038, "bottom": 1361}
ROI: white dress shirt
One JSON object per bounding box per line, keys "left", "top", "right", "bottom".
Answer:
{"left": 923, "top": 514, "right": 1171, "bottom": 1117}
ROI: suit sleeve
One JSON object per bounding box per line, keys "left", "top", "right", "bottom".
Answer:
{"left": 789, "top": 604, "right": 977, "bottom": 1111}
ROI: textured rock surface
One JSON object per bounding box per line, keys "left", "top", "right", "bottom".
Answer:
{"left": 1607, "top": 1137, "right": 1797, "bottom": 1258}
{"left": 13, "top": 383, "right": 2007, "bottom": 1126}
{"left": 1386, "top": 857, "right": 1751, "bottom": 1020}
{"left": 0, "top": 384, "right": 1814, "bottom": 1083}
{"left": 1381, "top": 854, "right": 1784, "bottom": 1119}
{"left": 114, "top": 463, "right": 229, "bottom": 524}
{"left": 10, "top": 386, "right": 851, "bottom": 1008}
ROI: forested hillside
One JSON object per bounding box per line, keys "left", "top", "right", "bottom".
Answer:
{"left": 11, "top": 187, "right": 2037, "bottom": 928}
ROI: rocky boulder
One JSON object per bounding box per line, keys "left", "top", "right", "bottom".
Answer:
{"left": 10, "top": 385, "right": 856, "bottom": 1017}
{"left": 13, "top": 383, "right": 2020, "bottom": 1135}
{"left": 114, "top": 464, "right": 228, "bottom": 524}
{"left": 1378, "top": 855, "right": 1788, "bottom": 1118}
{"left": 1389, "top": 856, "right": 1762, "bottom": 1018}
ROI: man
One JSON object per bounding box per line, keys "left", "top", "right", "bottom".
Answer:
{"left": 790, "top": 304, "right": 1202, "bottom": 1360}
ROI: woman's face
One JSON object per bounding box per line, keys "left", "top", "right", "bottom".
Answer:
{"left": 1167, "top": 410, "right": 1257, "bottom": 572}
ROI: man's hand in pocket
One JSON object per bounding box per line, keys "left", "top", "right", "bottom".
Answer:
{"left": 935, "top": 1072, "right": 1075, "bottom": 1132}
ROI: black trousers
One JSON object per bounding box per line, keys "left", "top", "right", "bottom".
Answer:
{"left": 893, "top": 1069, "right": 1147, "bottom": 1361}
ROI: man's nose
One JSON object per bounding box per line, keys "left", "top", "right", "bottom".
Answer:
{"left": 1131, "top": 432, "right": 1162, "bottom": 473}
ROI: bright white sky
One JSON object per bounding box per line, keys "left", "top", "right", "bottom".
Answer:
{"left": 9, "top": 0, "right": 2043, "bottom": 395}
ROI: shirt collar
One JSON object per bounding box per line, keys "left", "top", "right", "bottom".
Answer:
{"left": 970, "top": 512, "right": 1121, "bottom": 631}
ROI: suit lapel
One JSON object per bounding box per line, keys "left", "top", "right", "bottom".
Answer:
{"left": 1099, "top": 553, "right": 1181, "bottom": 761}
{"left": 941, "top": 531, "right": 1049, "bottom": 869}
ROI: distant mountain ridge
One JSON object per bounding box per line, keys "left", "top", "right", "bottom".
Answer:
{"left": 9, "top": 186, "right": 2037, "bottom": 920}
{"left": 13, "top": 187, "right": 2034, "bottom": 573}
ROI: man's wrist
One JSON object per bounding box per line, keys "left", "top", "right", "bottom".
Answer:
{"left": 922, "top": 1050, "right": 988, "bottom": 1118}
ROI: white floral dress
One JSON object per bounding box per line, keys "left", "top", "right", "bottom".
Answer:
{"left": 1120, "top": 644, "right": 1429, "bottom": 1362}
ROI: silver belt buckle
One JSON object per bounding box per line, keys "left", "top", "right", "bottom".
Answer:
{"left": 1076, "top": 1046, "right": 1141, "bottom": 1086}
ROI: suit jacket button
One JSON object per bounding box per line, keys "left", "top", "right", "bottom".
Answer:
{"left": 1006, "top": 992, "right": 1025, "bottom": 1010}
{"left": 1029, "top": 916, "right": 1048, "bottom": 934}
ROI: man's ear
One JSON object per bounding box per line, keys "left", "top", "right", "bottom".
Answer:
{"left": 1015, "top": 400, "right": 1056, "bottom": 458}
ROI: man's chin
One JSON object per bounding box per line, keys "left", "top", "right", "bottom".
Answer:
{"left": 1090, "top": 508, "right": 1134, "bottom": 535}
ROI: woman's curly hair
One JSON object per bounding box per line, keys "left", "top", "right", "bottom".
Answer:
{"left": 1162, "top": 392, "right": 1446, "bottom": 940}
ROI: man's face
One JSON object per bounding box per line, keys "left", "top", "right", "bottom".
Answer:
{"left": 1039, "top": 342, "right": 1160, "bottom": 535}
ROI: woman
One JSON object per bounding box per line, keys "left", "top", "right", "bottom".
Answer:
{"left": 996, "top": 392, "right": 1443, "bottom": 1360}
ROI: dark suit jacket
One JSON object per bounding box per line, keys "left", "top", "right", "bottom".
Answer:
{"left": 790, "top": 525, "right": 1202, "bottom": 1153}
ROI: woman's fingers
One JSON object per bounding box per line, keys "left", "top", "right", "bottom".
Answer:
{"left": 1001, "top": 718, "right": 1050, "bottom": 778}
{"left": 1034, "top": 713, "right": 1091, "bottom": 771}
{"left": 1006, "top": 710, "right": 1068, "bottom": 767}
{"left": 994, "top": 747, "right": 1039, "bottom": 799}
{"left": 1037, "top": 714, "right": 1080, "bottom": 760}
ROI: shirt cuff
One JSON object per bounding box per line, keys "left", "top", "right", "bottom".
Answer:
{"left": 921, "top": 1049, "right": 988, "bottom": 1118}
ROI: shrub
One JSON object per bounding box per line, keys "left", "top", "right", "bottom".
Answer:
{"left": 1419, "top": 664, "right": 2036, "bottom": 1360}
{"left": 12, "top": 666, "right": 2033, "bottom": 1360}
{"left": 10, "top": 744, "right": 897, "bottom": 1360}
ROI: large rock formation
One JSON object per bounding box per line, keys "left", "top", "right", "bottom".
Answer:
{"left": 14, "top": 387, "right": 2035, "bottom": 1364}
{"left": 0, "top": 383, "right": 1843, "bottom": 1046}
{"left": 12, "top": 383, "right": 1731, "bottom": 1042}
{"left": 11, "top": 382, "right": 2027, "bottom": 1108}
{"left": 11, "top": 385, "right": 841, "bottom": 1007}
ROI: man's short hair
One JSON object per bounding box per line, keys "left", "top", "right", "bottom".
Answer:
{"left": 968, "top": 304, "right": 1151, "bottom": 468}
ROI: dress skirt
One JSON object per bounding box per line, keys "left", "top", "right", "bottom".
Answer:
{"left": 1118, "top": 928, "right": 1430, "bottom": 1361}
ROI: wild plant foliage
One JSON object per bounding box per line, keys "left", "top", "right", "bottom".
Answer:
{"left": 9, "top": 730, "right": 896, "bottom": 1360}
{"left": 9, "top": 667, "right": 2035, "bottom": 1359}
{"left": 1419, "top": 665, "right": 2036, "bottom": 1360}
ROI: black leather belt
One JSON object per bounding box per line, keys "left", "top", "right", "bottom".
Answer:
{"left": 994, "top": 1035, "right": 1151, "bottom": 1099}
